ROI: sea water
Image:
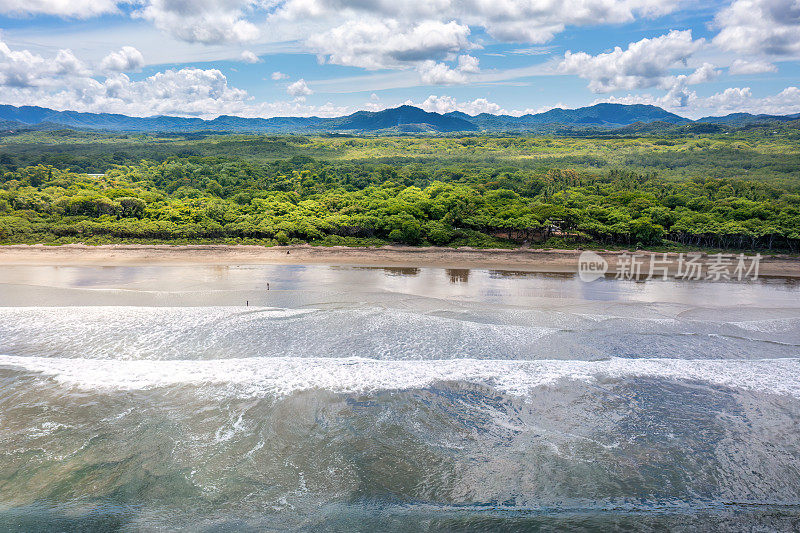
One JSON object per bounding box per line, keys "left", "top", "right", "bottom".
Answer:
{"left": 0, "top": 265, "right": 798, "bottom": 531}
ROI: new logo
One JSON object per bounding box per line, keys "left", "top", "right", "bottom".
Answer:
{"left": 578, "top": 251, "right": 608, "bottom": 282}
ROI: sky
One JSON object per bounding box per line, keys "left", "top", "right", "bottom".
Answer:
{"left": 0, "top": 0, "right": 798, "bottom": 120}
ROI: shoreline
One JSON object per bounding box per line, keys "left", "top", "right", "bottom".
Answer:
{"left": 0, "top": 244, "right": 799, "bottom": 277}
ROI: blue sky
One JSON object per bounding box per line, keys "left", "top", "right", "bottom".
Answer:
{"left": 0, "top": 0, "right": 798, "bottom": 119}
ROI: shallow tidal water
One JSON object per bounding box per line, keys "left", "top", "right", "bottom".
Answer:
{"left": 0, "top": 264, "right": 799, "bottom": 531}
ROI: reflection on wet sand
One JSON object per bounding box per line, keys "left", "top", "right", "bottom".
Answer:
{"left": 446, "top": 268, "right": 470, "bottom": 283}
{"left": 489, "top": 270, "right": 574, "bottom": 280}
{"left": 352, "top": 266, "right": 422, "bottom": 276}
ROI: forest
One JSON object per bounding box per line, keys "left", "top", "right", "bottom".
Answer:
{"left": 0, "top": 126, "right": 799, "bottom": 252}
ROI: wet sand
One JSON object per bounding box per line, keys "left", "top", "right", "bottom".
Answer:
{"left": 0, "top": 244, "right": 799, "bottom": 277}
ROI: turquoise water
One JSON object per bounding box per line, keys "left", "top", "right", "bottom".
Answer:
{"left": 0, "top": 265, "right": 799, "bottom": 531}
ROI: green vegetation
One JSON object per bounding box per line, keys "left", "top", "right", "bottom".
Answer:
{"left": 0, "top": 128, "right": 799, "bottom": 252}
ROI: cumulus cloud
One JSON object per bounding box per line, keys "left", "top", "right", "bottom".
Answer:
{"left": 307, "top": 19, "right": 471, "bottom": 70}
{"left": 685, "top": 62, "right": 719, "bottom": 85}
{"left": 702, "top": 87, "right": 754, "bottom": 111}
{"left": 416, "top": 94, "right": 563, "bottom": 116}
{"left": 240, "top": 50, "right": 261, "bottom": 63}
{"left": 0, "top": 69, "right": 243, "bottom": 117}
{"left": 657, "top": 63, "right": 719, "bottom": 108}
{"left": 53, "top": 49, "right": 87, "bottom": 76}
{"left": 0, "top": 0, "right": 686, "bottom": 78}
{"left": 421, "top": 94, "right": 502, "bottom": 115}
{"left": 599, "top": 86, "right": 800, "bottom": 118}
{"left": 416, "top": 55, "right": 480, "bottom": 85}
{"left": 0, "top": 67, "right": 347, "bottom": 118}
{"left": 0, "top": 41, "right": 87, "bottom": 87}
{"left": 136, "top": 0, "right": 260, "bottom": 44}
{"left": 0, "top": 39, "right": 350, "bottom": 119}
{"left": 74, "top": 68, "right": 251, "bottom": 117}
{"left": 456, "top": 54, "right": 480, "bottom": 73}
{"left": 416, "top": 61, "right": 467, "bottom": 85}
{"left": 275, "top": 0, "right": 679, "bottom": 45}
{"left": 713, "top": 0, "right": 800, "bottom": 56}
{"left": 0, "top": 0, "right": 117, "bottom": 17}
{"left": 700, "top": 86, "right": 800, "bottom": 115}
{"left": 286, "top": 78, "right": 313, "bottom": 96}
{"left": 306, "top": 18, "right": 480, "bottom": 85}
{"left": 473, "top": 0, "right": 677, "bottom": 42}
{"left": 271, "top": 71, "right": 288, "bottom": 80}
{"left": 559, "top": 30, "right": 705, "bottom": 93}
{"left": 2, "top": 1, "right": 262, "bottom": 44}
{"left": 100, "top": 46, "right": 145, "bottom": 72}
{"left": 729, "top": 59, "right": 778, "bottom": 75}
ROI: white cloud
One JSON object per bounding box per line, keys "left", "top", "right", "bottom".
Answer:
{"left": 0, "top": 69, "right": 245, "bottom": 117}
{"left": 598, "top": 86, "right": 800, "bottom": 118}
{"left": 684, "top": 62, "right": 719, "bottom": 85}
{"left": 306, "top": 19, "right": 480, "bottom": 85}
{"left": 2, "top": 1, "right": 263, "bottom": 45}
{"left": 307, "top": 19, "right": 471, "bottom": 70}
{"left": 421, "top": 94, "right": 502, "bottom": 115}
{"left": 0, "top": 68, "right": 349, "bottom": 118}
{"left": 713, "top": 0, "right": 800, "bottom": 56}
{"left": 415, "top": 54, "right": 480, "bottom": 85}
{"left": 416, "top": 61, "right": 461, "bottom": 85}
{"left": 86, "top": 68, "right": 251, "bottom": 117}
{"left": 701, "top": 86, "right": 800, "bottom": 115}
{"left": 286, "top": 78, "right": 313, "bottom": 96}
{"left": 702, "top": 87, "right": 753, "bottom": 111}
{"left": 100, "top": 46, "right": 145, "bottom": 72}
{"left": 0, "top": 39, "right": 351, "bottom": 119}
{"left": 0, "top": 0, "right": 685, "bottom": 72}
{"left": 271, "top": 71, "right": 288, "bottom": 80}
{"left": 729, "top": 59, "right": 778, "bottom": 75}
{"left": 473, "top": 0, "right": 678, "bottom": 42}
{"left": 0, "top": 40, "right": 87, "bottom": 87}
{"left": 0, "top": 0, "right": 686, "bottom": 80}
{"left": 362, "top": 93, "right": 386, "bottom": 111}
{"left": 456, "top": 54, "right": 480, "bottom": 73}
{"left": 275, "top": 0, "right": 680, "bottom": 46}
{"left": 655, "top": 62, "right": 721, "bottom": 107}
{"left": 0, "top": 0, "right": 117, "bottom": 17}
{"left": 136, "top": 0, "right": 260, "bottom": 44}
{"left": 416, "top": 94, "right": 566, "bottom": 116}
{"left": 240, "top": 50, "right": 261, "bottom": 63}
{"left": 559, "top": 30, "right": 705, "bottom": 93}
{"left": 53, "top": 49, "right": 87, "bottom": 76}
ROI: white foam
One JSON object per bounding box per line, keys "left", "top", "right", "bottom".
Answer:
{"left": 732, "top": 317, "right": 800, "bottom": 334}
{"left": 0, "top": 306, "right": 559, "bottom": 361}
{"left": 1, "top": 355, "right": 798, "bottom": 399}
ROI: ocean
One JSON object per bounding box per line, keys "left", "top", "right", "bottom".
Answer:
{"left": 0, "top": 264, "right": 798, "bottom": 531}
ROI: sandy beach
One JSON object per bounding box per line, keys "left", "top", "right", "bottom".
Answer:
{"left": 0, "top": 244, "right": 798, "bottom": 277}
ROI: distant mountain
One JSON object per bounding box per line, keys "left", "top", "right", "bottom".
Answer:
{"left": 0, "top": 105, "right": 207, "bottom": 132}
{"left": 518, "top": 103, "right": 688, "bottom": 126}
{"left": 0, "top": 104, "right": 476, "bottom": 133}
{"left": 0, "top": 102, "right": 796, "bottom": 134}
{"left": 327, "top": 105, "right": 477, "bottom": 132}
{"left": 696, "top": 112, "right": 800, "bottom": 125}
{"left": 446, "top": 103, "right": 689, "bottom": 132}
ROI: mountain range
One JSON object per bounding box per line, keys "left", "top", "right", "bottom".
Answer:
{"left": 0, "top": 103, "right": 798, "bottom": 134}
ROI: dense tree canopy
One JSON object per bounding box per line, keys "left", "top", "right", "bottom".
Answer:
{"left": 1, "top": 150, "right": 798, "bottom": 251}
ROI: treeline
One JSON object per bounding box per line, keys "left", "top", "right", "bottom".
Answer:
{"left": 1, "top": 160, "right": 798, "bottom": 252}
{"left": 1, "top": 129, "right": 799, "bottom": 186}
